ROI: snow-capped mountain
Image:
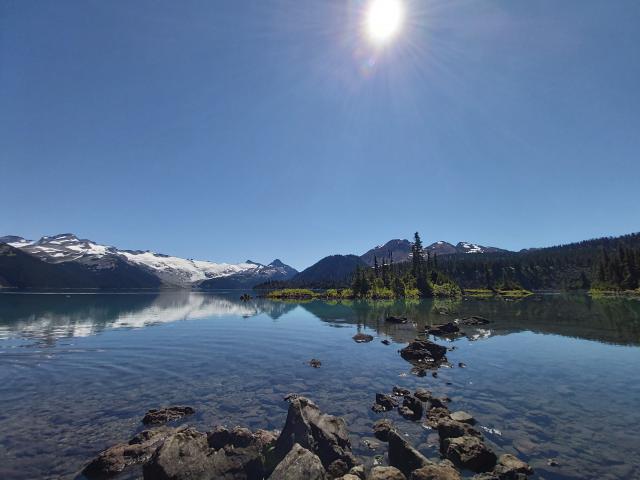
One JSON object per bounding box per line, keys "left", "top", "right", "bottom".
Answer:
{"left": 0, "top": 234, "right": 297, "bottom": 288}
{"left": 426, "top": 241, "right": 507, "bottom": 255}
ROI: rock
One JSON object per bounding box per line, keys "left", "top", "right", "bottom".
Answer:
{"left": 547, "top": 458, "right": 559, "bottom": 467}
{"left": 385, "top": 316, "right": 408, "bottom": 324}
{"left": 207, "top": 426, "right": 277, "bottom": 453}
{"left": 387, "top": 430, "right": 429, "bottom": 476}
{"left": 424, "top": 407, "right": 451, "bottom": 429}
{"left": 427, "top": 323, "right": 460, "bottom": 337}
{"left": 339, "top": 475, "right": 362, "bottom": 480}
{"left": 437, "top": 418, "right": 481, "bottom": 441}
{"left": 493, "top": 454, "right": 533, "bottom": 478}
{"left": 309, "top": 359, "right": 323, "bottom": 368}
{"left": 375, "top": 393, "right": 399, "bottom": 411}
{"left": 373, "top": 419, "right": 394, "bottom": 441}
{"left": 328, "top": 458, "right": 350, "bottom": 477}
{"left": 273, "top": 396, "right": 356, "bottom": 472}
{"left": 398, "top": 406, "right": 416, "bottom": 419}
{"left": 368, "top": 466, "right": 407, "bottom": 480}
{"left": 402, "top": 396, "right": 423, "bottom": 420}
{"left": 372, "top": 404, "right": 388, "bottom": 414}
{"left": 449, "top": 411, "right": 475, "bottom": 425}
{"left": 269, "top": 443, "right": 327, "bottom": 480}
{"left": 400, "top": 340, "right": 447, "bottom": 367}
{"left": 83, "top": 426, "right": 177, "bottom": 478}
{"left": 142, "top": 406, "right": 195, "bottom": 425}
{"left": 353, "top": 333, "right": 375, "bottom": 343}
{"left": 143, "top": 427, "right": 264, "bottom": 480}
{"left": 458, "top": 363, "right": 466, "bottom": 368}
{"left": 410, "top": 462, "right": 461, "bottom": 480}
{"left": 349, "top": 464, "right": 366, "bottom": 479}
{"left": 381, "top": 340, "right": 391, "bottom": 345}
{"left": 414, "top": 389, "right": 432, "bottom": 402}
{"left": 457, "top": 316, "right": 490, "bottom": 326}
{"left": 392, "top": 386, "right": 411, "bottom": 397}
{"left": 429, "top": 397, "right": 449, "bottom": 410}
{"left": 441, "top": 435, "right": 496, "bottom": 473}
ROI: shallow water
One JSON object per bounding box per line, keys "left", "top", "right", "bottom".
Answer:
{"left": 0, "top": 292, "right": 639, "bottom": 479}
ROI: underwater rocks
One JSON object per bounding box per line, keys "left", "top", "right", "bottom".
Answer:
{"left": 142, "top": 406, "right": 195, "bottom": 425}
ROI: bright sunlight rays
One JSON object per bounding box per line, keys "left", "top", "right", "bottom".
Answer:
{"left": 365, "top": 0, "right": 405, "bottom": 45}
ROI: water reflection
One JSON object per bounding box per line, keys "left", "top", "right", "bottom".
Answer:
{"left": 1, "top": 292, "right": 639, "bottom": 347}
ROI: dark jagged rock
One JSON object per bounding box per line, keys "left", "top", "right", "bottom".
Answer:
{"left": 328, "top": 458, "right": 350, "bottom": 477}
{"left": 381, "top": 339, "right": 391, "bottom": 345}
{"left": 353, "top": 333, "right": 374, "bottom": 343}
{"left": 392, "top": 386, "right": 411, "bottom": 397}
{"left": 414, "top": 389, "right": 432, "bottom": 402}
{"left": 309, "top": 359, "right": 323, "bottom": 368}
{"left": 387, "top": 430, "right": 429, "bottom": 476}
{"left": 429, "top": 397, "right": 449, "bottom": 410}
{"left": 410, "top": 462, "right": 461, "bottom": 480}
{"left": 273, "top": 396, "right": 357, "bottom": 472}
{"left": 83, "top": 427, "right": 177, "bottom": 478}
{"left": 427, "top": 323, "right": 460, "bottom": 337}
{"left": 368, "top": 466, "right": 407, "bottom": 479}
{"left": 398, "top": 406, "right": 416, "bottom": 420}
{"left": 269, "top": 443, "right": 327, "bottom": 480}
{"left": 441, "top": 435, "right": 497, "bottom": 473}
{"left": 375, "top": 393, "right": 399, "bottom": 411}
{"left": 207, "top": 426, "right": 278, "bottom": 452}
{"left": 424, "top": 407, "right": 451, "bottom": 428}
{"left": 399, "top": 396, "right": 423, "bottom": 421}
{"left": 385, "top": 316, "right": 408, "bottom": 324}
{"left": 400, "top": 340, "right": 447, "bottom": 368}
{"left": 142, "top": 406, "right": 195, "bottom": 425}
{"left": 373, "top": 419, "right": 394, "bottom": 442}
{"left": 437, "top": 418, "right": 481, "bottom": 441}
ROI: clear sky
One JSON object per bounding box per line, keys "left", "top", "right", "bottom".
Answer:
{"left": 1, "top": 0, "right": 639, "bottom": 270}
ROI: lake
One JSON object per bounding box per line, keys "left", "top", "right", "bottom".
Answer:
{"left": 0, "top": 292, "right": 639, "bottom": 479}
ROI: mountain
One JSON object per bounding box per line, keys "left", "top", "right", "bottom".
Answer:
{"left": 0, "top": 233, "right": 297, "bottom": 289}
{"left": 360, "top": 239, "right": 412, "bottom": 265}
{"left": 0, "top": 243, "right": 162, "bottom": 289}
{"left": 360, "top": 238, "right": 509, "bottom": 265}
{"left": 291, "top": 255, "right": 366, "bottom": 286}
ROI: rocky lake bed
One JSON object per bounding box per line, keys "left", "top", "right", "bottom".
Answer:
{"left": 0, "top": 292, "right": 639, "bottom": 479}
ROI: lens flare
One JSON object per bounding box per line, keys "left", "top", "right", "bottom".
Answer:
{"left": 366, "top": 0, "right": 404, "bottom": 45}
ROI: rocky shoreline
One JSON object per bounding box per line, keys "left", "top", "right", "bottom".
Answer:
{"left": 82, "top": 315, "right": 534, "bottom": 480}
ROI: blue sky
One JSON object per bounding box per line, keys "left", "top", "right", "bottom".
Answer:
{"left": 1, "top": 0, "right": 639, "bottom": 270}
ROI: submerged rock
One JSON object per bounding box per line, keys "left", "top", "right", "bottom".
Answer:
{"left": 449, "top": 411, "right": 475, "bottom": 425}
{"left": 493, "top": 454, "right": 533, "bottom": 478}
{"left": 83, "top": 427, "right": 178, "bottom": 478}
{"left": 368, "top": 466, "right": 407, "bottom": 480}
{"left": 399, "top": 396, "right": 423, "bottom": 421}
{"left": 413, "top": 389, "right": 432, "bottom": 402}
{"left": 273, "top": 395, "right": 357, "bottom": 472}
{"left": 142, "top": 406, "right": 195, "bottom": 425}
{"left": 441, "top": 435, "right": 497, "bottom": 473}
{"left": 269, "top": 443, "right": 327, "bottom": 480}
{"left": 353, "top": 333, "right": 375, "bottom": 343}
{"left": 437, "top": 418, "right": 481, "bottom": 441}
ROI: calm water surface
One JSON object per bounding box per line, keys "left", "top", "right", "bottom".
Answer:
{"left": 0, "top": 292, "right": 639, "bottom": 479}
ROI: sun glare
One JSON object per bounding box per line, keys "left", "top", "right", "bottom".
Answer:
{"left": 366, "top": 0, "right": 404, "bottom": 45}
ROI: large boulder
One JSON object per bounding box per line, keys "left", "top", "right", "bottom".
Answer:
{"left": 273, "top": 396, "right": 357, "bottom": 472}
{"left": 441, "top": 436, "right": 496, "bottom": 473}
{"left": 83, "top": 427, "right": 177, "bottom": 478}
{"left": 142, "top": 406, "right": 195, "bottom": 425}
{"left": 269, "top": 443, "right": 327, "bottom": 480}
{"left": 368, "top": 466, "right": 407, "bottom": 480}
{"left": 400, "top": 340, "right": 447, "bottom": 368}
{"left": 142, "top": 428, "right": 264, "bottom": 480}
{"left": 387, "top": 430, "right": 429, "bottom": 476}
{"left": 410, "top": 462, "right": 461, "bottom": 480}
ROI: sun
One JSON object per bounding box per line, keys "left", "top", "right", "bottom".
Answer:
{"left": 365, "top": 0, "right": 405, "bottom": 45}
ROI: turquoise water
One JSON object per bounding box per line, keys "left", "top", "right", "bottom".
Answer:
{"left": 0, "top": 292, "right": 639, "bottom": 479}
